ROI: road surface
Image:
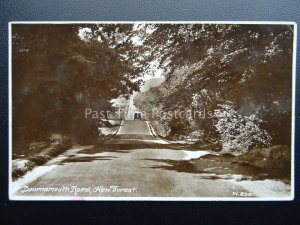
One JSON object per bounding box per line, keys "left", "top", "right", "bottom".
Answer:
{"left": 12, "top": 119, "right": 251, "bottom": 199}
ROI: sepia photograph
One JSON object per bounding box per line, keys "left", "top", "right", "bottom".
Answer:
{"left": 9, "top": 22, "right": 296, "bottom": 200}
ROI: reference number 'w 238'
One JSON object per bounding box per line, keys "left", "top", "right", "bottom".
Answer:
{"left": 232, "top": 191, "right": 255, "bottom": 197}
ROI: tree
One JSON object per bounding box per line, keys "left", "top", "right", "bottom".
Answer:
{"left": 135, "top": 23, "right": 293, "bottom": 148}
{"left": 12, "top": 24, "right": 142, "bottom": 144}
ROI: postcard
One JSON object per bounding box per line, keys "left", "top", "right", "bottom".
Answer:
{"left": 9, "top": 22, "right": 296, "bottom": 200}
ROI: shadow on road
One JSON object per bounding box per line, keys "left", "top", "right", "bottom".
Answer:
{"left": 60, "top": 155, "right": 118, "bottom": 164}
{"left": 142, "top": 158, "right": 199, "bottom": 173}
{"left": 80, "top": 141, "right": 186, "bottom": 154}
{"left": 142, "top": 157, "right": 262, "bottom": 182}
{"left": 114, "top": 134, "right": 155, "bottom": 140}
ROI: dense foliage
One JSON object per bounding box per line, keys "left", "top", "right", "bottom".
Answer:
{"left": 12, "top": 23, "right": 294, "bottom": 154}
{"left": 134, "top": 24, "right": 293, "bottom": 154}
{"left": 12, "top": 24, "right": 141, "bottom": 143}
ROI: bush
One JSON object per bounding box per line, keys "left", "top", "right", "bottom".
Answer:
{"left": 214, "top": 104, "right": 271, "bottom": 155}
{"left": 12, "top": 159, "right": 35, "bottom": 180}
{"left": 12, "top": 133, "right": 74, "bottom": 180}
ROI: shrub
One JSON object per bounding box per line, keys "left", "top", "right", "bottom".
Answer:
{"left": 214, "top": 104, "right": 271, "bottom": 155}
